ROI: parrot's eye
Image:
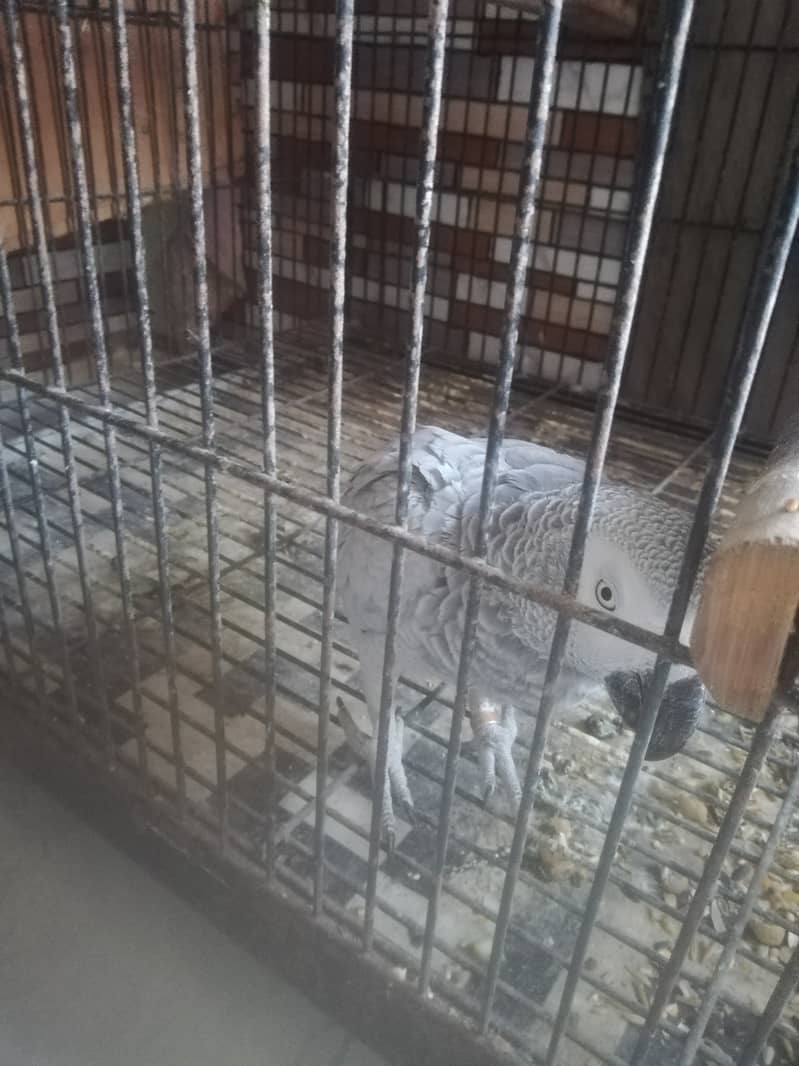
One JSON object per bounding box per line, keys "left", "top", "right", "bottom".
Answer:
{"left": 595, "top": 579, "right": 617, "bottom": 612}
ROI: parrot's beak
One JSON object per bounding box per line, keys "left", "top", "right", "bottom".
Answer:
{"left": 604, "top": 669, "right": 705, "bottom": 760}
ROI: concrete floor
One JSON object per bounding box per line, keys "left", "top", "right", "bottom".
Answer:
{"left": 0, "top": 760, "right": 387, "bottom": 1066}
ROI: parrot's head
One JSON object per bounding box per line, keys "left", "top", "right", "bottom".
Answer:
{"left": 565, "top": 486, "right": 710, "bottom": 761}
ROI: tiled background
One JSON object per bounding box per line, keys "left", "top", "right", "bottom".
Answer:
{"left": 240, "top": 1, "right": 644, "bottom": 390}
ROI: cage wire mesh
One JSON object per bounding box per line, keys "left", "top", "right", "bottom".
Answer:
{"left": 0, "top": 2, "right": 799, "bottom": 1065}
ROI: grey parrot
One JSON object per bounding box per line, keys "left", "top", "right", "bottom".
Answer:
{"left": 337, "top": 425, "right": 706, "bottom": 845}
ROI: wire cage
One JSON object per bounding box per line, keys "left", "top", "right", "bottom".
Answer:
{"left": 0, "top": 2, "right": 798, "bottom": 1065}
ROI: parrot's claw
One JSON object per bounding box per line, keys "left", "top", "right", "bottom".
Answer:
{"left": 474, "top": 704, "right": 522, "bottom": 810}
{"left": 337, "top": 696, "right": 413, "bottom": 850}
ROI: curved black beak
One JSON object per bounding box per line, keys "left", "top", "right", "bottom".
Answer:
{"left": 604, "top": 669, "right": 705, "bottom": 760}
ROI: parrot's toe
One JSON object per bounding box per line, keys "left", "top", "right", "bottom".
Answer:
{"left": 474, "top": 704, "right": 520, "bottom": 809}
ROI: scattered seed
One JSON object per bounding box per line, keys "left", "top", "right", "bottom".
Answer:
{"left": 748, "top": 918, "right": 785, "bottom": 947}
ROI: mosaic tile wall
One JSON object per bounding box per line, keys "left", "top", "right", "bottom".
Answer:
{"left": 241, "top": 1, "right": 644, "bottom": 390}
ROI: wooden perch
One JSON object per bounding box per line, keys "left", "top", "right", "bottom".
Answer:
{"left": 691, "top": 416, "right": 799, "bottom": 721}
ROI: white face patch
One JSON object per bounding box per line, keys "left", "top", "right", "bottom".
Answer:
{"left": 569, "top": 536, "right": 667, "bottom": 681}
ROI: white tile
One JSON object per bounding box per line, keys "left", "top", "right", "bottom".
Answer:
{"left": 425, "top": 294, "right": 449, "bottom": 322}
{"left": 493, "top": 236, "right": 513, "bottom": 264}
{"left": 609, "top": 64, "right": 643, "bottom": 117}
{"left": 532, "top": 244, "right": 555, "bottom": 272}
{"left": 540, "top": 350, "right": 565, "bottom": 382}
{"left": 576, "top": 281, "right": 617, "bottom": 304}
{"left": 559, "top": 355, "right": 584, "bottom": 384}
{"left": 497, "top": 56, "right": 535, "bottom": 104}
{"left": 519, "top": 346, "right": 543, "bottom": 377}
{"left": 555, "top": 249, "right": 577, "bottom": 276}
{"left": 580, "top": 361, "right": 604, "bottom": 390}
{"left": 555, "top": 60, "right": 583, "bottom": 110}
{"left": 589, "top": 187, "right": 611, "bottom": 211}
{"left": 576, "top": 253, "right": 600, "bottom": 281}
{"left": 598, "top": 258, "right": 621, "bottom": 286}
{"left": 556, "top": 62, "right": 642, "bottom": 115}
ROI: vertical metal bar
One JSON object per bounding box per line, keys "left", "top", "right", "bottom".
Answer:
{"left": 738, "top": 940, "right": 799, "bottom": 1066}
{"left": 0, "top": 406, "right": 48, "bottom": 710}
{"left": 678, "top": 740, "right": 799, "bottom": 1066}
{"left": 3, "top": 0, "right": 114, "bottom": 751}
{"left": 254, "top": 0, "right": 277, "bottom": 879}
{"left": 54, "top": 0, "right": 147, "bottom": 768}
{"left": 0, "top": 580, "right": 16, "bottom": 687}
{"left": 110, "top": 0, "right": 189, "bottom": 803}
{"left": 417, "top": 0, "right": 564, "bottom": 994}
{"left": 362, "top": 0, "right": 451, "bottom": 952}
{"left": 554, "top": 118, "right": 799, "bottom": 1066}
{"left": 0, "top": 237, "right": 79, "bottom": 724}
{"left": 628, "top": 131, "right": 799, "bottom": 1066}
{"left": 480, "top": 0, "right": 698, "bottom": 1037}
{"left": 179, "top": 0, "right": 228, "bottom": 846}
{"left": 314, "top": 0, "right": 355, "bottom": 916}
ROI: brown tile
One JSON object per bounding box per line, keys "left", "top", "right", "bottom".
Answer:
{"left": 272, "top": 275, "right": 328, "bottom": 318}
{"left": 450, "top": 300, "right": 609, "bottom": 360}
{"left": 354, "top": 45, "right": 496, "bottom": 100}
{"left": 475, "top": 15, "right": 638, "bottom": 57}
{"left": 461, "top": 257, "right": 576, "bottom": 298}
{"left": 557, "top": 110, "right": 639, "bottom": 157}
{"left": 351, "top": 120, "right": 502, "bottom": 169}
{"left": 270, "top": 38, "right": 335, "bottom": 84}
{"left": 349, "top": 206, "right": 492, "bottom": 263}
{"left": 553, "top": 210, "right": 628, "bottom": 256}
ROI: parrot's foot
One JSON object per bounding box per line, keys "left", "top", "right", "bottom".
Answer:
{"left": 472, "top": 703, "right": 522, "bottom": 809}
{"left": 336, "top": 697, "right": 414, "bottom": 853}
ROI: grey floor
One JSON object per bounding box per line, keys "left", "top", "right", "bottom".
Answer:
{"left": 0, "top": 760, "right": 387, "bottom": 1066}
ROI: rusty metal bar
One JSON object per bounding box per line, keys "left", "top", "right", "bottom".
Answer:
{"left": 0, "top": 238, "right": 79, "bottom": 724}
{"left": 0, "top": 578, "right": 16, "bottom": 686}
{"left": 628, "top": 127, "right": 799, "bottom": 1064}
{"left": 178, "top": 0, "right": 228, "bottom": 846}
{"left": 314, "top": 0, "right": 355, "bottom": 916}
{"left": 480, "top": 0, "right": 698, "bottom": 1040}
{"left": 254, "top": 0, "right": 278, "bottom": 880}
{"left": 362, "top": 0, "right": 452, "bottom": 952}
{"left": 110, "top": 0, "right": 186, "bottom": 805}
{"left": 0, "top": 403, "right": 49, "bottom": 710}
{"left": 54, "top": 0, "right": 147, "bottom": 771}
{"left": 678, "top": 745, "right": 799, "bottom": 1065}
{"left": 738, "top": 940, "right": 799, "bottom": 1066}
{"left": 3, "top": 0, "right": 114, "bottom": 752}
{"left": 418, "top": 0, "right": 564, "bottom": 995}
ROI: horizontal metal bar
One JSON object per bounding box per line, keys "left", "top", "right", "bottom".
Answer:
{"left": 0, "top": 367, "right": 697, "bottom": 665}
